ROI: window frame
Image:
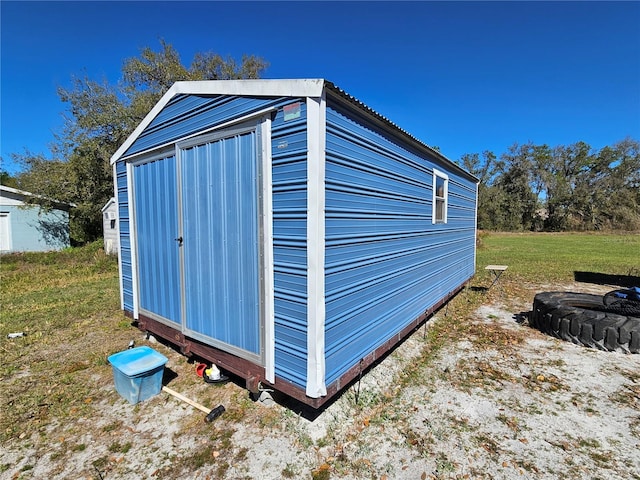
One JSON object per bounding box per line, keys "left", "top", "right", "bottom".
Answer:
{"left": 432, "top": 169, "right": 449, "bottom": 224}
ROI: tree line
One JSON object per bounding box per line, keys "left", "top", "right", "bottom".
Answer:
{"left": 458, "top": 138, "right": 640, "bottom": 232}
{"left": 1, "top": 41, "right": 638, "bottom": 244}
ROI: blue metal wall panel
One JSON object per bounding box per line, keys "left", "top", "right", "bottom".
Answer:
{"left": 125, "top": 95, "right": 283, "bottom": 157}
{"left": 116, "top": 160, "right": 134, "bottom": 312}
{"left": 324, "top": 100, "right": 477, "bottom": 386}
{"left": 119, "top": 94, "right": 310, "bottom": 389}
{"left": 270, "top": 104, "right": 308, "bottom": 388}
{"left": 181, "top": 131, "right": 261, "bottom": 355}
{"left": 133, "top": 154, "right": 181, "bottom": 325}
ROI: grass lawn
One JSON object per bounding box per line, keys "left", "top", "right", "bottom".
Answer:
{"left": 0, "top": 241, "right": 130, "bottom": 444}
{"left": 476, "top": 231, "right": 640, "bottom": 284}
{"left": 1, "top": 232, "right": 638, "bottom": 478}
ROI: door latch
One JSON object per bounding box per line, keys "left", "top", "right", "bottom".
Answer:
{"left": 174, "top": 236, "right": 183, "bottom": 246}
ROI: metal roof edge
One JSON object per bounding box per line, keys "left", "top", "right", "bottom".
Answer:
{"left": 0, "top": 185, "right": 76, "bottom": 209}
{"left": 173, "top": 78, "right": 325, "bottom": 98}
{"left": 101, "top": 197, "right": 117, "bottom": 212}
{"left": 110, "top": 79, "right": 478, "bottom": 184}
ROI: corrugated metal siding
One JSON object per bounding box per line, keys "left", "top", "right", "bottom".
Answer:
{"left": 324, "top": 101, "right": 476, "bottom": 386}
{"left": 181, "top": 131, "right": 261, "bottom": 355}
{"left": 119, "top": 93, "right": 310, "bottom": 388}
{"left": 133, "top": 154, "right": 182, "bottom": 325}
{"left": 124, "top": 95, "right": 279, "bottom": 157}
{"left": 116, "top": 160, "right": 134, "bottom": 312}
{"left": 271, "top": 103, "right": 308, "bottom": 388}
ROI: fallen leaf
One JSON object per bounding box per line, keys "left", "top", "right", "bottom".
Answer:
{"left": 421, "top": 473, "right": 427, "bottom": 480}
{"left": 212, "top": 450, "right": 220, "bottom": 458}
{"left": 536, "top": 375, "right": 545, "bottom": 382}
{"left": 363, "top": 417, "right": 370, "bottom": 427}
{"left": 502, "top": 461, "right": 509, "bottom": 467}
{"left": 519, "top": 438, "right": 529, "bottom": 444}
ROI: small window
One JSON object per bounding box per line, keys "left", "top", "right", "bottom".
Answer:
{"left": 432, "top": 169, "right": 448, "bottom": 224}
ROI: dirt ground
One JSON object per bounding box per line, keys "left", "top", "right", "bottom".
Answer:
{"left": 3, "top": 282, "right": 639, "bottom": 480}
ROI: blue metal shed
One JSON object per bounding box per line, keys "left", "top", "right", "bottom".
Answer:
{"left": 110, "top": 79, "right": 478, "bottom": 407}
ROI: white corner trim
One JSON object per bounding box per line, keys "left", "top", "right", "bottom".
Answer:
{"left": 261, "top": 116, "right": 276, "bottom": 384}
{"left": 305, "top": 94, "right": 327, "bottom": 398}
{"left": 126, "top": 162, "right": 140, "bottom": 319}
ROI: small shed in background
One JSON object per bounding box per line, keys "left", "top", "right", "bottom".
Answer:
{"left": 110, "top": 79, "right": 479, "bottom": 408}
{"left": 0, "top": 185, "right": 72, "bottom": 253}
{"left": 102, "top": 197, "right": 119, "bottom": 255}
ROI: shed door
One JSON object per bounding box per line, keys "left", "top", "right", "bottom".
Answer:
{"left": 133, "top": 154, "right": 182, "bottom": 327}
{"left": 179, "top": 129, "right": 262, "bottom": 358}
{"left": 132, "top": 127, "right": 263, "bottom": 362}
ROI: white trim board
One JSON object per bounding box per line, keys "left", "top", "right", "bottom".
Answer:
{"left": 305, "top": 93, "right": 327, "bottom": 398}
{"left": 261, "top": 116, "right": 276, "bottom": 384}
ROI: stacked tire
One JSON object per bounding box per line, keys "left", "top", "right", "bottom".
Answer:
{"left": 530, "top": 292, "right": 640, "bottom": 353}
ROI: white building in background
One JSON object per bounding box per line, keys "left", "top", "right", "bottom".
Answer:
{"left": 101, "top": 197, "right": 119, "bottom": 256}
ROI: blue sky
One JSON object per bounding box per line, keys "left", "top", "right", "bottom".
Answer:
{"left": 2, "top": 1, "right": 639, "bottom": 174}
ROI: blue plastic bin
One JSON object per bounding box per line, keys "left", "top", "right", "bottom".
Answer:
{"left": 108, "top": 346, "right": 168, "bottom": 404}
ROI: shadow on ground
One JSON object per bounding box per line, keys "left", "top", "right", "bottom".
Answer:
{"left": 574, "top": 271, "right": 640, "bottom": 288}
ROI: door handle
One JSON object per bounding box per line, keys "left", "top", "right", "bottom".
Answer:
{"left": 175, "top": 236, "right": 183, "bottom": 246}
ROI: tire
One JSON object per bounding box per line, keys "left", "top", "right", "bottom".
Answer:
{"left": 530, "top": 292, "right": 640, "bottom": 354}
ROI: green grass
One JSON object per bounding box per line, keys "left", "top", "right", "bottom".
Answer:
{"left": 0, "top": 241, "right": 130, "bottom": 443}
{"left": 476, "top": 232, "right": 640, "bottom": 283}
{"left": 2, "top": 232, "right": 639, "bottom": 477}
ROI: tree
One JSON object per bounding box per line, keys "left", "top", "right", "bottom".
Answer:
{"left": 494, "top": 143, "right": 539, "bottom": 231}
{"left": 542, "top": 141, "right": 594, "bottom": 231}
{"left": 594, "top": 138, "right": 640, "bottom": 230}
{"left": 15, "top": 41, "right": 268, "bottom": 243}
{"left": 458, "top": 151, "right": 499, "bottom": 230}
{"left": 0, "top": 167, "right": 18, "bottom": 188}
{"left": 458, "top": 138, "right": 640, "bottom": 233}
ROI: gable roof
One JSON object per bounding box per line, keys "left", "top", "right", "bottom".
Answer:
{"left": 0, "top": 185, "right": 76, "bottom": 209}
{"left": 101, "top": 197, "right": 117, "bottom": 213}
{"left": 109, "top": 79, "right": 477, "bottom": 182}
